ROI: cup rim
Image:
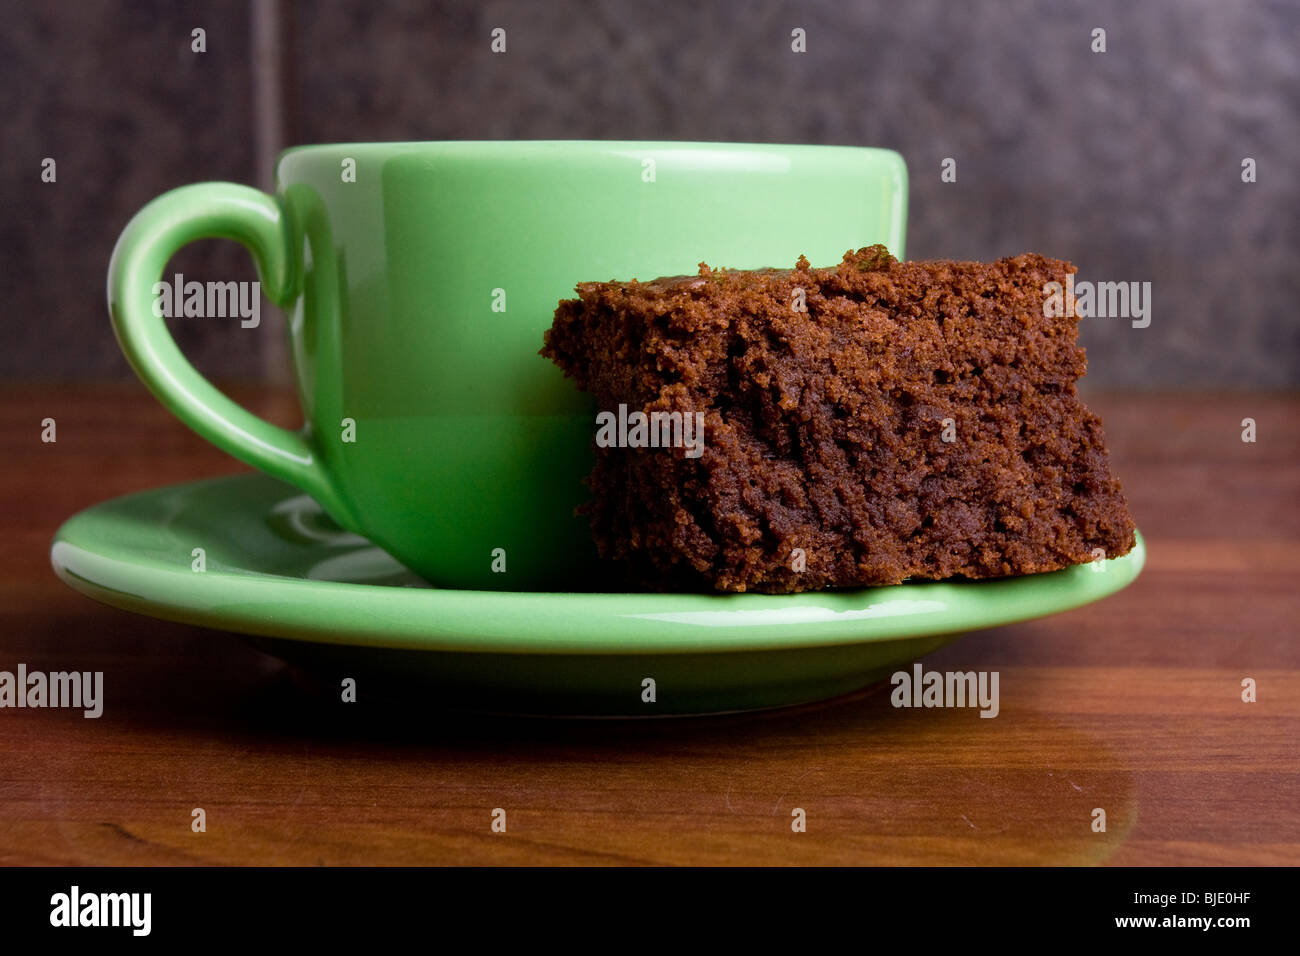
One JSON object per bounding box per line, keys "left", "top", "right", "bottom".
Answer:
{"left": 278, "top": 139, "right": 905, "bottom": 162}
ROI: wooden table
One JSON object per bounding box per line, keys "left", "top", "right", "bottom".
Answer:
{"left": 1, "top": 385, "right": 1296, "bottom": 865}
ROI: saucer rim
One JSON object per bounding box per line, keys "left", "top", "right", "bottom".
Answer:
{"left": 50, "top": 474, "right": 1146, "bottom": 657}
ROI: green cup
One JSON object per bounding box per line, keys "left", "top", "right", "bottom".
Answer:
{"left": 108, "top": 141, "right": 908, "bottom": 590}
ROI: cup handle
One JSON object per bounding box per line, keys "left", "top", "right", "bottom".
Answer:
{"left": 107, "top": 182, "right": 359, "bottom": 531}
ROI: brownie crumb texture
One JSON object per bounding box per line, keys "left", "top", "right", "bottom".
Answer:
{"left": 542, "top": 245, "right": 1137, "bottom": 594}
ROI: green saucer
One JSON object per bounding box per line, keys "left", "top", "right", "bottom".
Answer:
{"left": 50, "top": 475, "right": 1145, "bottom": 715}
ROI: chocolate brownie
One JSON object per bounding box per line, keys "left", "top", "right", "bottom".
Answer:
{"left": 541, "top": 245, "right": 1137, "bottom": 594}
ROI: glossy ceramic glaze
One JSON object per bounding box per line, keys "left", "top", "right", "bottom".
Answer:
{"left": 107, "top": 141, "right": 909, "bottom": 590}
{"left": 51, "top": 475, "right": 1145, "bottom": 715}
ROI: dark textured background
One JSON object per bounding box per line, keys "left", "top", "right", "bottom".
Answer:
{"left": 2, "top": 0, "right": 1297, "bottom": 387}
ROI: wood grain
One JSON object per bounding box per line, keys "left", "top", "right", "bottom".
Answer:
{"left": 1, "top": 385, "right": 1297, "bottom": 865}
